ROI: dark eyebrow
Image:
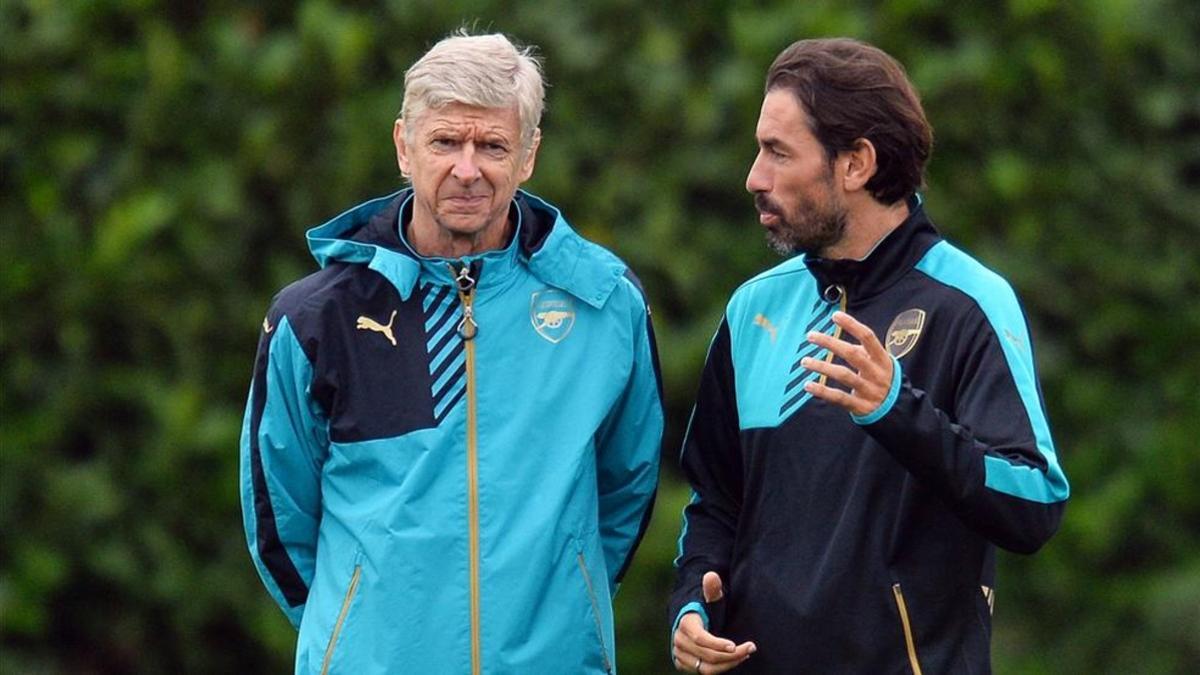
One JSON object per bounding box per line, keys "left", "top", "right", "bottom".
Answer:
{"left": 759, "top": 137, "right": 788, "bottom": 153}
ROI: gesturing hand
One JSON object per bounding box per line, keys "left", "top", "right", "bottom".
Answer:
{"left": 801, "top": 311, "right": 894, "bottom": 417}
{"left": 672, "top": 572, "right": 756, "bottom": 673}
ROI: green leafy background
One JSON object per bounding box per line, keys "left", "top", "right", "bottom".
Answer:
{"left": 2, "top": 1, "right": 1198, "bottom": 672}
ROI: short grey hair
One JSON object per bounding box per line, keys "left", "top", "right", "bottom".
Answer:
{"left": 401, "top": 31, "right": 545, "bottom": 150}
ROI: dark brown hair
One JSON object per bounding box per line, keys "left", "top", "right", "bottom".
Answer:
{"left": 766, "top": 38, "right": 932, "bottom": 204}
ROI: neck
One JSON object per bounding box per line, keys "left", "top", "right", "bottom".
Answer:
{"left": 407, "top": 214, "right": 513, "bottom": 259}
{"left": 821, "top": 197, "right": 910, "bottom": 260}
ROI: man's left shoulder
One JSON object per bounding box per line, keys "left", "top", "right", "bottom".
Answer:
{"left": 581, "top": 241, "right": 650, "bottom": 317}
{"left": 519, "top": 192, "right": 636, "bottom": 310}
{"left": 559, "top": 233, "right": 652, "bottom": 324}
{"left": 913, "top": 240, "right": 1023, "bottom": 310}
{"left": 912, "top": 240, "right": 1037, "bottom": 354}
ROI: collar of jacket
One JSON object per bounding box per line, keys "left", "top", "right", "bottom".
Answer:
{"left": 304, "top": 189, "right": 625, "bottom": 308}
{"left": 803, "top": 194, "right": 941, "bottom": 303}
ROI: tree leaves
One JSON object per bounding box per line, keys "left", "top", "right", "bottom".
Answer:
{"left": 1, "top": 1, "right": 1197, "bottom": 672}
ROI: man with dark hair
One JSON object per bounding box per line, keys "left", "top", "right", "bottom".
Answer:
{"left": 669, "top": 38, "right": 1068, "bottom": 673}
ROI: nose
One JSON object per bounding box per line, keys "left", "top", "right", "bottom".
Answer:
{"left": 452, "top": 144, "right": 481, "bottom": 183}
{"left": 746, "top": 151, "right": 769, "bottom": 194}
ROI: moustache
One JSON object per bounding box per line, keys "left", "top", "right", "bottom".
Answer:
{"left": 754, "top": 193, "right": 782, "bottom": 216}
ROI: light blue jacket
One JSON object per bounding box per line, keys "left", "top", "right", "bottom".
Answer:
{"left": 241, "top": 190, "right": 663, "bottom": 674}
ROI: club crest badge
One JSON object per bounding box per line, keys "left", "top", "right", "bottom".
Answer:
{"left": 530, "top": 289, "right": 576, "bottom": 343}
{"left": 884, "top": 308, "right": 926, "bottom": 359}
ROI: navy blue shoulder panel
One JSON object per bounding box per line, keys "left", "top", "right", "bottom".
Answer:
{"left": 349, "top": 190, "right": 411, "bottom": 252}
{"left": 270, "top": 262, "right": 437, "bottom": 443}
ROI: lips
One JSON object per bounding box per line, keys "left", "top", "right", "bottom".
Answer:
{"left": 443, "top": 195, "right": 489, "bottom": 213}
{"left": 754, "top": 194, "right": 782, "bottom": 225}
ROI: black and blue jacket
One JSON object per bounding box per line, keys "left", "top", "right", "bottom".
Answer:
{"left": 240, "top": 189, "right": 663, "bottom": 674}
{"left": 670, "top": 199, "right": 1068, "bottom": 673}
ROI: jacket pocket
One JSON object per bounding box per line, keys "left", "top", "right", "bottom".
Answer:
{"left": 575, "top": 549, "right": 614, "bottom": 675}
{"left": 320, "top": 564, "right": 362, "bottom": 675}
{"left": 891, "top": 583, "right": 924, "bottom": 675}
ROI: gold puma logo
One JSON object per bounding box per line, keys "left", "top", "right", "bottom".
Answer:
{"left": 753, "top": 313, "right": 777, "bottom": 342}
{"left": 356, "top": 310, "right": 397, "bottom": 347}
{"left": 262, "top": 316, "right": 274, "bottom": 334}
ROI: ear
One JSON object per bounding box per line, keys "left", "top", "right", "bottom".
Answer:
{"left": 841, "top": 138, "right": 878, "bottom": 193}
{"left": 517, "top": 128, "right": 542, "bottom": 183}
{"left": 394, "top": 119, "right": 411, "bottom": 177}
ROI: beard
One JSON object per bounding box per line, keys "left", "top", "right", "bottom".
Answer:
{"left": 755, "top": 189, "right": 847, "bottom": 257}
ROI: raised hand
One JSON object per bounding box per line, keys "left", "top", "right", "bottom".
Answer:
{"left": 802, "top": 311, "right": 894, "bottom": 417}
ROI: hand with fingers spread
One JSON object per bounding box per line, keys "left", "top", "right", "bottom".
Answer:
{"left": 801, "top": 311, "right": 895, "bottom": 416}
{"left": 672, "top": 572, "right": 757, "bottom": 673}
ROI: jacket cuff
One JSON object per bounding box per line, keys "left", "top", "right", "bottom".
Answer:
{"left": 851, "top": 355, "right": 902, "bottom": 426}
{"left": 669, "top": 601, "right": 709, "bottom": 661}
{"left": 673, "top": 601, "right": 709, "bottom": 632}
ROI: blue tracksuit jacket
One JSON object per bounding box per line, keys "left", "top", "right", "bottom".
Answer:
{"left": 670, "top": 198, "right": 1068, "bottom": 673}
{"left": 241, "top": 189, "right": 663, "bottom": 674}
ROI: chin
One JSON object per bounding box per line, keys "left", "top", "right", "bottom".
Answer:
{"left": 436, "top": 215, "right": 490, "bottom": 235}
{"left": 767, "top": 238, "right": 799, "bottom": 258}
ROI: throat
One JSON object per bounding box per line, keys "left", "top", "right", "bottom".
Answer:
{"left": 408, "top": 212, "right": 514, "bottom": 258}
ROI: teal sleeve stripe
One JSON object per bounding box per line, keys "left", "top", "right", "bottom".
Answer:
{"left": 672, "top": 602, "right": 710, "bottom": 638}
{"left": 668, "top": 601, "right": 709, "bottom": 665}
{"left": 673, "top": 491, "right": 700, "bottom": 567}
{"left": 982, "top": 455, "right": 1066, "bottom": 503}
{"left": 915, "top": 242, "right": 1069, "bottom": 503}
{"left": 852, "top": 355, "right": 902, "bottom": 425}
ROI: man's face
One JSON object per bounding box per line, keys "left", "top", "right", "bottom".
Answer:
{"left": 395, "top": 102, "right": 538, "bottom": 246}
{"left": 745, "top": 88, "right": 847, "bottom": 257}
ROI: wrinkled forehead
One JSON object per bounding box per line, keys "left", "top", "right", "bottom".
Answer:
{"left": 411, "top": 102, "right": 522, "bottom": 137}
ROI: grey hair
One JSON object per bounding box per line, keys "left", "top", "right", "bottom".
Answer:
{"left": 401, "top": 31, "right": 545, "bottom": 150}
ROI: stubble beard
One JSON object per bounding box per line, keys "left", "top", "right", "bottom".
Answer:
{"left": 757, "top": 192, "right": 848, "bottom": 258}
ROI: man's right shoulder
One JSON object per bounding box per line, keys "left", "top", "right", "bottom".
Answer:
{"left": 274, "top": 264, "right": 352, "bottom": 314}
{"left": 266, "top": 262, "right": 368, "bottom": 328}
{"left": 726, "top": 255, "right": 810, "bottom": 314}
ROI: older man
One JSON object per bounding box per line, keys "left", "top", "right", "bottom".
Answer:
{"left": 670, "top": 38, "right": 1068, "bottom": 673}
{"left": 241, "top": 32, "right": 662, "bottom": 674}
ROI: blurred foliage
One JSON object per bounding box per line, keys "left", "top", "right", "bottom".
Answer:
{"left": 2, "top": 0, "right": 1198, "bottom": 673}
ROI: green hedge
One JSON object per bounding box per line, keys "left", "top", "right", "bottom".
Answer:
{"left": 2, "top": 1, "right": 1197, "bottom": 672}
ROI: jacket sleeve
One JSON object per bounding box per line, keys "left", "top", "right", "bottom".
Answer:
{"left": 239, "top": 310, "right": 328, "bottom": 627}
{"left": 668, "top": 318, "right": 743, "bottom": 638}
{"left": 593, "top": 277, "right": 664, "bottom": 593}
{"left": 854, "top": 294, "right": 1069, "bottom": 554}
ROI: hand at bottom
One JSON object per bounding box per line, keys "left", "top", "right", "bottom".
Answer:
{"left": 672, "top": 572, "right": 757, "bottom": 673}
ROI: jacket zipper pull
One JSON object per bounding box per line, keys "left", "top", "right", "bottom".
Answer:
{"left": 821, "top": 283, "right": 846, "bottom": 305}
{"left": 815, "top": 284, "right": 848, "bottom": 387}
{"left": 451, "top": 262, "right": 479, "bottom": 341}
